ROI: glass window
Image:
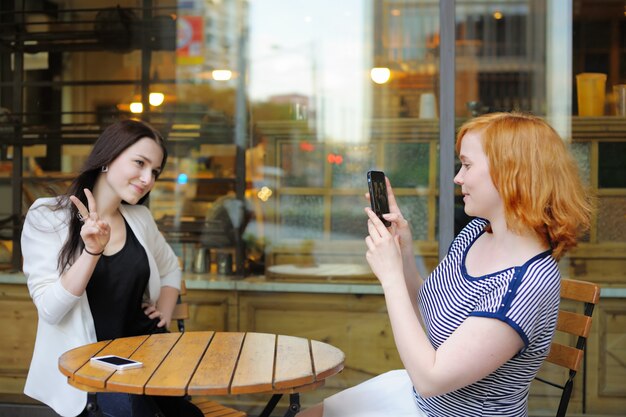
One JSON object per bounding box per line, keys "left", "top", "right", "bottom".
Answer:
{"left": 0, "top": 0, "right": 625, "bottom": 414}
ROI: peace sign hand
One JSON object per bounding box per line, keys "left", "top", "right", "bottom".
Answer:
{"left": 69, "top": 188, "right": 110, "bottom": 255}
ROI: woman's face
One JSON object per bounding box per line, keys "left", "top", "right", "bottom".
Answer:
{"left": 453, "top": 130, "right": 503, "bottom": 220}
{"left": 104, "top": 137, "right": 164, "bottom": 204}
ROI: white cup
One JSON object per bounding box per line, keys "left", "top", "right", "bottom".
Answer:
{"left": 419, "top": 93, "right": 437, "bottom": 119}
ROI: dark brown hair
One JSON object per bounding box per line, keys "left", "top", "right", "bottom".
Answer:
{"left": 56, "top": 119, "right": 167, "bottom": 271}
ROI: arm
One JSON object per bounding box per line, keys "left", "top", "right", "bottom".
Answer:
{"left": 139, "top": 206, "right": 182, "bottom": 328}
{"left": 22, "top": 204, "right": 79, "bottom": 324}
{"left": 22, "top": 200, "right": 106, "bottom": 324}
{"left": 143, "top": 286, "right": 178, "bottom": 328}
{"left": 365, "top": 209, "right": 524, "bottom": 397}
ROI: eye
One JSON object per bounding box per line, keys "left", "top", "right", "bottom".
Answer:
{"left": 135, "top": 159, "right": 145, "bottom": 167}
{"left": 152, "top": 169, "right": 160, "bottom": 178}
{"left": 461, "top": 163, "right": 471, "bottom": 169}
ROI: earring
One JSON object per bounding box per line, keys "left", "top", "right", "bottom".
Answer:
{"left": 101, "top": 166, "right": 108, "bottom": 173}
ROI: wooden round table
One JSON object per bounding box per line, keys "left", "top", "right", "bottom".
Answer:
{"left": 59, "top": 331, "right": 345, "bottom": 416}
{"left": 266, "top": 263, "right": 375, "bottom": 282}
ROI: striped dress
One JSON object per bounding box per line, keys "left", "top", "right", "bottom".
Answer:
{"left": 415, "top": 218, "right": 560, "bottom": 417}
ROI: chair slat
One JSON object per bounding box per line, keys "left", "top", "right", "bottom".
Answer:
{"left": 172, "top": 303, "right": 189, "bottom": 321}
{"left": 556, "top": 310, "right": 593, "bottom": 338}
{"left": 535, "top": 279, "right": 600, "bottom": 417}
{"left": 192, "top": 399, "right": 246, "bottom": 417}
{"left": 545, "top": 342, "right": 584, "bottom": 371}
{"left": 560, "top": 279, "right": 600, "bottom": 304}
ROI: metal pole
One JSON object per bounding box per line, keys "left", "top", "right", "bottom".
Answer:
{"left": 141, "top": 0, "right": 152, "bottom": 122}
{"left": 233, "top": 19, "right": 248, "bottom": 276}
{"left": 11, "top": 0, "right": 25, "bottom": 270}
{"left": 438, "top": 0, "right": 456, "bottom": 260}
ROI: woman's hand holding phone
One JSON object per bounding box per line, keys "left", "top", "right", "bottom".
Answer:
{"left": 365, "top": 172, "right": 413, "bottom": 253}
{"left": 365, "top": 172, "right": 423, "bottom": 293}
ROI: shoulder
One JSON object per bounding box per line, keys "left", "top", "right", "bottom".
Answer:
{"left": 28, "top": 197, "right": 61, "bottom": 212}
{"left": 25, "top": 197, "right": 68, "bottom": 229}
{"left": 517, "top": 252, "right": 560, "bottom": 296}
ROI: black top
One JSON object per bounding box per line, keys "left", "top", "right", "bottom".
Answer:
{"left": 87, "top": 218, "right": 163, "bottom": 341}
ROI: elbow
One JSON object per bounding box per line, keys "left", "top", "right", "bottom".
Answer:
{"left": 31, "top": 293, "right": 72, "bottom": 326}
{"left": 413, "top": 385, "right": 441, "bottom": 399}
{"left": 411, "top": 375, "right": 454, "bottom": 399}
{"left": 37, "top": 305, "right": 65, "bottom": 325}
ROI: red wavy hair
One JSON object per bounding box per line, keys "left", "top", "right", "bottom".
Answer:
{"left": 456, "top": 112, "right": 592, "bottom": 260}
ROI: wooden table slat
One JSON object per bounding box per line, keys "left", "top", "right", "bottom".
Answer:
{"left": 58, "top": 340, "right": 111, "bottom": 378}
{"left": 107, "top": 333, "right": 182, "bottom": 395}
{"left": 311, "top": 340, "right": 345, "bottom": 380}
{"left": 68, "top": 379, "right": 109, "bottom": 393}
{"left": 74, "top": 336, "right": 149, "bottom": 388}
{"left": 145, "top": 331, "right": 214, "bottom": 396}
{"left": 274, "top": 335, "right": 314, "bottom": 389}
{"left": 230, "top": 333, "right": 276, "bottom": 394}
{"left": 188, "top": 332, "right": 245, "bottom": 396}
{"left": 271, "top": 380, "right": 325, "bottom": 395}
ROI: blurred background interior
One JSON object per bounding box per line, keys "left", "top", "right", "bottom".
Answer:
{"left": 0, "top": 0, "right": 624, "bottom": 415}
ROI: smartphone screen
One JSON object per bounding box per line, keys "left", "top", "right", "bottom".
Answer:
{"left": 90, "top": 355, "right": 143, "bottom": 370}
{"left": 367, "top": 170, "right": 391, "bottom": 227}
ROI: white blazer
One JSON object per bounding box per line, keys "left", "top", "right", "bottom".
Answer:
{"left": 21, "top": 197, "right": 181, "bottom": 417}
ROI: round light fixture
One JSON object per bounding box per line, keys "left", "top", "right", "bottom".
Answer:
{"left": 370, "top": 67, "right": 391, "bottom": 84}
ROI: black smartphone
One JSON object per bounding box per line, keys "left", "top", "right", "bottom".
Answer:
{"left": 367, "top": 170, "right": 391, "bottom": 227}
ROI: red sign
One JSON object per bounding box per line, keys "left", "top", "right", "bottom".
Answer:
{"left": 177, "top": 15, "right": 203, "bottom": 65}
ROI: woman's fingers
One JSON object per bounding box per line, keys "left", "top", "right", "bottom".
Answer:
{"left": 145, "top": 307, "right": 165, "bottom": 327}
{"left": 83, "top": 189, "right": 98, "bottom": 220}
{"left": 364, "top": 235, "right": 376, "bottom": 251}
{"left": 96, "top": 220, "right": 110, "bottom": 235}
{"left": 70, "top": 189, "right": 101, "bottom": 223}
{"left": 365, "top": 208, "right": 389, "bottom": 238}
{"left": 385, "top": 177, "right": 401, "bottom": 213}
{"left": 69, "top": 195, "right": 89, "bottom": 221}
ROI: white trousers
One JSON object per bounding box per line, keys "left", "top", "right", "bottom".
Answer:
{"left": 322, "top": 370, "right": 428, "bottom": 417}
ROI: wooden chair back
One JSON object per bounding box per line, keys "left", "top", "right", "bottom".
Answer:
{"left": 171, "top": 280, "right": 189, "bottom": 332}
{"left": 535, "top": 278, "right": 600, "bottom": 417}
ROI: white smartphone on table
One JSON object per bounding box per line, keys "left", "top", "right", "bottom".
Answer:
{"left": 90, "top": 355, "right": 143, "bottom": 371}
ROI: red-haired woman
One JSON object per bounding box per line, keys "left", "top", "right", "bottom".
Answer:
{"left": 298, "top": 112, "right": 592, "bottom": 417}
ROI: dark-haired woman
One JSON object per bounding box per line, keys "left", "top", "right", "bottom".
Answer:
{"left": 21, "top": 120, "right": 202, "bottom": 417}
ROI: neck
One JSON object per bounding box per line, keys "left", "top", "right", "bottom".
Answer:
{"left": 487, "top": 216, "right": 548, "bottom": 253}
{"left": 91, "top": 176, "right": 122, "bottom": 219}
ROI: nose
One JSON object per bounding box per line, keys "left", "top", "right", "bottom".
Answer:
{"left": 454, "top": 168, "right": 463, "bottom": 185}
{"left": 140, "top": 169, "right": 152, "bottom": 184}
